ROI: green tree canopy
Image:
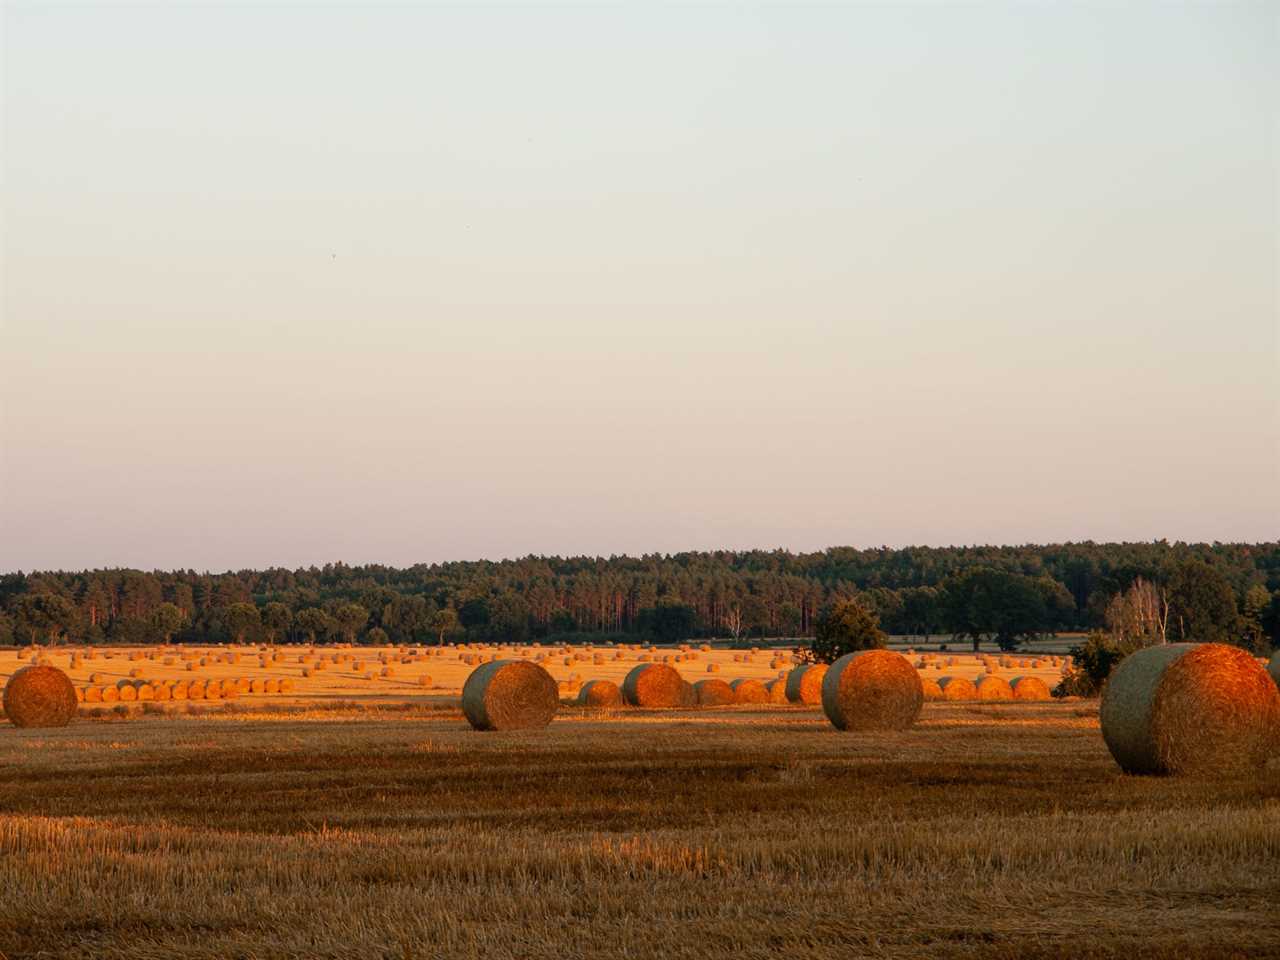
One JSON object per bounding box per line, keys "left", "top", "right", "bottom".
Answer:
{"left": 805, "top": 598, "right": 885, "bottom": 664}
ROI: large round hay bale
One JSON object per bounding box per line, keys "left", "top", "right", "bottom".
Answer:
{"left": 83, "top": 686, "right": 104, "bottom": 704}
{"left": 1011, "top": 675, "right": 1051, "bottom": 701}
{"left": 264, "top": 679, "right": 280, "bottom": 694}
{"left": 938, "top": 676, "right": 976, "bottom": 700}
{"left": 1100, "top": 643, "right": 1280, "bottom": 776}
{"left": 693, "top": 678, "right": 735, "bottom": 706}
{"left": 764, "top": 678, "right": 789, "bottom": 703}
{"left": 116, "top": 681, "right": 138, "bottom": 702}
{"left": 975, "top": 675, "right": 1014, "bottom": 701}
{"left": 2, "top": 665, "right": 78, "bottom": 728}
{"left": 730, "top": 678, "right": 768, "bottom": 704}
{"left": 135, "top": 683, "right": 155, "bottom": 701}
{"left": 621, "top": 663, "right": 684, "bottom": 707}
{"left": 677, "top": 678, "right": 697, "bottom": 707}
{"left": 462, "top": 660, "right": 558, "bottom": 731}
{"left": 785, "top": 663, "right": 828, "bottom": 705}
{"left": 920, "top": 676, "right": 943, "bottom": 701}
{"left": 101, "top": 685, "right": 120, "bottom": 703}
{"left": 820, "top": 650, "right": 922, "bottom": 731}
{"left": 577, "top": 679, "right": 623, "bottom": 708}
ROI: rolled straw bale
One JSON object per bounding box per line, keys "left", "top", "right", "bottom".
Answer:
{"left": 250, "top": 678, "right": 266, "bottom": 694}
{"left": 116, "top": 682, "right": 138, "bottom": 702}
{"left": 975, "top": 675, "right": 1014, "bottom": 701}
{"left": 820, "top": 650, "right": 923, "bottom": 731}
{"left": 264, "top": 679, "right": 280, "bottom": 694}
{"left": 730, "top": 678, "right": 769, "bottom": 704}
{"left": 1100, "top": 643, "right": 1280, "bottom": 776}
{"left": 279, "top": 678, "right": 295, "bottom": 693}
{"left": 920, "top": 677, "right": 943, "bottom": 701}
{"left": 937, "top": 676, "right": 976, "bottom": 701}
{"left": 204, "top": 679, "right": 223, "bottom": 700}
{"left": 154, "top": 683, "right": 172, "bottom": 702}
{"left": 706, "top": 663, "right": 720, "bottom": 673}
{"left": 461, "top": 660, "right": 558, "bottom": 731}
{"left": 577, "top": 679, "right": 623, "bottom": 708}
{"left": 221, "top": 681, "right": 239, "bottom": 700}
{"left": 187, "top": 680, "right": 207, "bottom": 699}
{"left": 693, "top": 678, "right": 735, "bottom": 706}
{"left": 764, "top": 678, "right": 789, "bottom": 703}
{"left": 621, "top": 663, "right": 685, "bottom": 707}
{"left": 1010, "top": 676, "right": 1051, "bottom": 701}
{"left": 417, "top": 674, "right": 433, "bottom": 687}
{"left": 784, "top": 664, "right": 827, "bottom": 705}
{"left": 170, "top": 681, "right": 188, "bottom": 700}
{"left": 83, "top": 686, "right": 104, "bottom": 704}
{"left": 90, "top": 672, "right": 108, "bottom": 684}
{"left": 678, "top": 679, "right": 697, "bottom": 707}
{"left": 135, "top": 683, "right": 155, "bottom": 701}
{"left": 101, "top": 685, "right": 120, "bottom": 703}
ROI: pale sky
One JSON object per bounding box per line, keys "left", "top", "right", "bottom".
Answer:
{"left": 2, "top": 2, "right": 1277, "bottom": 572}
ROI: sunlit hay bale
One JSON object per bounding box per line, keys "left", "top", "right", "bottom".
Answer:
{"left": 615, "top": 650, "right": 626, "bottom": 660}
{"left": 278, "top": 678, "right": 295, "bottom": 693}
{"left": 264, "top": 679, "right": 280, "bottom": 694}
{"left": 380, "top": 666, "right": 394, "bottom": 678}
{"left": 154, "top": 683, "right": 172, "bottom": 702}
{"left": 938, "top": 676, "right": 976, "bottom": 701}
{"left": 461, "top": 660, "right": 558, "bottom": 731}
{"left": 72, "top": 686, "right": 83, "bottom": 704}
{"left": 1100, "top": 643, "right": 1280, "bottom": 777}
{"left": 220, "top": 681, "right": 239, "bottom": 700}
{"left": 730, "top": 678, "right": 768, "bottom": 704}
{"left": 764, "top": 678, "right": 789, "bottom": 703}
{"left": 135, "top": 682, "right": 157, "bottom": 701}
{"left": 693, "top": 678, "right": 735, "bottom": 706}
{"left": 706, "top": 663, "right": 720, "bottom": 673}
{"left": 1010, "top": 675, "right": 1051, "bottom": 701}
{"left": 920, "top": 677, "right": 943, "bottom": 701}
{"left": 784, "top": 664, "right": 827, "bottom": 705}
{"left": 732, "top": 653, "right": 743, "bottom": 663}
{"left": 622, "top": 663, "right": 685, "bottom": 707}
{"left": 576, "top": 679, "right": 623, "bottom": 708}
{"left": 100, "top": 684, "right": 120, "bottom": 703}
{"left": 205, "top": 679, "right": 223, "bottom": 700}
{"left": 638, "top": 654, "right": 651, "bottom": 663}
{"left": 945, "top": 656, "right": 955, "bottom": 666}
{"left": 1031, "top": 659, "right": 1043, "bottom": 669}
{"left": 185, "top": 662, "right": 197, "bottom": 672}
{"left": 820, "top": 650, "right": 923, "bottom": 731}
{"left": 184, "top": 679, "right": 204, "bottom": 699}
{"left": 70, "top": 655, "right": 83, "bottom": 670}
{"left": 975, "top": 675, "right": 1014, "bottom": 701}
{"left": 700, "top": 644, "right": 712, "bottom": 653}
{"left": 83, "top": 686, "right": 103, "bottom": 704}
{"left": 90, "top": 672, "right": 108, "bottom": 684}
{"left": 116, "top": 681, "right": 138, "bottom": 702}
{"left": 247, "top": 677, "right": 265, "bottom": 694}
{"left": 128, "top": 667, "right": 146, "bottom": 679}
{"left": 128, "top": 651, "right": 143, "bottom": 662}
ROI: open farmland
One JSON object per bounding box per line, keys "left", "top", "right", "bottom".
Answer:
{"left": 1, "top": 645, "right": 1278, "bottom": 959}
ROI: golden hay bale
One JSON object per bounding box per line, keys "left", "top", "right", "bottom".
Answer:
{"left": 250, "top": 678, "right": 266, "bottom": 694}
{"left": 135, "top": 683, "right": 155, "bottom": 701}
{"left": 154, "top": 683, "right": 172, "bottom": 702}
{"left": 730, "top": 678, "right": 769, "bottom": 704}
{"left": 461, "top": 660, "right": 558, "bottom": 731}
{"left": 187, "top": 680, "right": 206, "bottom": 699}
{"left": 678, "top": 678, "right": 697, "bottom": 707}
{"left": 1, "top": 665, "right": 78, "bottom": 728}
{"left": 621, "top": 663, "right": 685, "bottom": 708}
{"left": 170, "top": 681, "right": 188, "bottom": 700}
{"left": 83, "top": 686, "right": 104, "bottom": 704}
{"left": 417, "top": 674, "right": 433, "bottom": 687}
{"left": 577, "top": 679, "right": 623, "bottom": 708}
{"left": 920, "top": 677, "right": 943, "bottom": 701}
{"left": 764, "top": 678, "right": 789, "bottom": 703}
{"left": 264, "top": 679, "right": 280, "bottom": 694}
{"left": 116, "top": 682, "right": 138, "bottom": 702}
{"left": 205, "top": 679, "right": 223, "bottom": 700}
{"left": 784, "top": 663, "right": 827, "bottom": 705}
{"left": 820, "top": 650, "right": 922, "bottom": 731}
{"left": 1010, "top": 675, "right": 1051, "bottom": 701}
{"left": 1100, "top": 643, "right": 1280, "bottom": 776}
{"left": 975, "top": 675, "right": 1014, "bottom": 701}
{"left": 937, "top": 676, "right": 976, "bottom": 701}
{"left": 278, "top": 678, "right": 295, "bottom": 693}
{"left": 90, "top": 672, "right": 108, "bottom": 684}
{"left": 693, "top": 678, "right": 735, "bottom": 706}
{"left": 101, "top": 685, "right": 120, "bottom": 703}
{"left": 380, "top": 666, "right": 394, "bottom": 678}
{"left": 706, "top": 663, "right": 720, "bottom": 673}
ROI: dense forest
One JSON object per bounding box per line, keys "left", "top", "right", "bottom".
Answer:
{"left": 1, "top": 542, "right": 1277, "bottom": 652}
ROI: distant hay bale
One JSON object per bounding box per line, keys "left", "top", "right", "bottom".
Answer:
{"left": 101, "top": 685, "right": 120, "bottom": 703}
{"left": 279, "top": 678, "right": 294, "bottom": 693}
{"left": 169, "top": 682, "right": 188, "bottom": 700}
{"left": 764, "top": 678, "right": 789, "bottom": 703}
{"left": 187, "top": 680, "right": 206, "bottom": 699}
{"left": 1010, "top": 675, "right": 1051, "bottom": 701}
{"left": 694, "top": 678, "right": 735, "bottom": 706}
{"left": 920, "top": 677, "right": 943, "bottom": 701}
{"left": 975, "top": 675, "right": 1014, "bottom": 701}
{"left": 938, "top": 676, "right": 976, "bottom": 701}
{"left": 785, "top": 664, "right": 827, "bottom": 705}
{"left": 621, "top": 663, "right": 685, "bottom": 707}
{"left": 820, "top": 650, "right": 923, "bottom": 731}
{"left": 116, "top": 682, "right": 138, "bottom": 702}
{"left": 577, "top": 679, "right": 623, "bottom": 708}
{"left": 264, "top": 679, "right": 280, "bottom": 694}
{"left": 205, "top": 679, "right": 223, "bottom": 699}
{"left": 706, "top": 663, "right": 720, "bottom": 673}
{"left": 135, "top": 683, "right": 155, "bottom": 701}
{"left": 417, "top": 674, "right": 433, "bottom": 687}
{"left": 1100, "top": 643, "right": 1280, "bottom": 776}
{"left": 83, "top": 686, "right": 103, "bottom": 703}
{"left": 250, "top": 678, "right": 265, "bottom": 694}
{"left": 678, "top": 678, "right": 697, "bottom": 707}
{"left": 730, "top": 678, "right": 768, "bottom": 704}
{"left": 461, "top": 660, "right": 558, "bottom": 731}
{"left": 154, "top": 683, "right": 172, "bottom": 702}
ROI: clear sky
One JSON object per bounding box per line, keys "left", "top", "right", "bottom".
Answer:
{"left": 2, "top": 2, "right": 1276, "bottom": 572}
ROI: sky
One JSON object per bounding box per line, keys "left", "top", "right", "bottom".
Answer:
{"left": 1, "top": 2, "right": 1277, "bottom": 572}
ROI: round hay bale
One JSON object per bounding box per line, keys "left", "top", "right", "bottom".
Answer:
{"left": 693, "top": 678, "right": 735, "bottom": 706}
{"left": 820, "top": 650, "right": 922, "bottom": 731}
{"left": 730, "top": 678, "right": 768, "bottom": 704}
{"left": 154, "top": 683, "right": 172, "bottom": 702}
{"left": 1100, "top": 643, "right": 1280, "bottom": 776}
{"left": 278, "top": 678, "right": 295, "bottom": 693}
{"left": 920, "top": 677, "right": 943, "bottom": 701}
{"left": 135, "top": 683, "right": 155, "bottom": 701}
{"left": 937, "top": 676, "right": 976, "bottom": 701}
{"left": 706, "top": 663, "right": 720, "bottom": 673}
{"left": 249, "top": 678, "right": 266, "bottom": 694}
{"left": 101, "top": 685, "right": 120, "bottom": 703}
{"left": 205, "top": 679, "right": 223, "bottom": 700}
{"left": 90, "top": 672, "right": 108, "bottom": 684}
{"left": 764, "top": 678, "right": 789, "bottom": 703}
{"left": 115, "top": 681, "right": 137, "bottom": 702}
{"left": 677, "top": 678, "right": 697, "bottom": 707}
{"left": 187, "top": 680, "right": 206, "bottom": 699}
{"left": 621, "top": 663, "right": 684, "bottom": 708}
{"left": 264, "top": 679, "right": 280, "bottom": 694}
{"left": 83, "top": 685, "right": 104, "bottom": 704}
{"left": 784, "top": 663, "right": 827, "bottom": 705}
{"left": 1010, "top": 675, "right": 1051, "bottom": 700}
{"left": 577, "top": 679, "right": 623, "bottom": 708}
{"left": 461, "top": 660, "right": 558, "bottom": 731}
{"left": 975, "top": 675, "right": 1014, "bottom": 701}
{"left": 170, "top": 681, "right": 188, "bottom": 700}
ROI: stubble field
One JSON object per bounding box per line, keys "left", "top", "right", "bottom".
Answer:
{"left": 1, "top": 643, "right": 1277, "bottom": 959}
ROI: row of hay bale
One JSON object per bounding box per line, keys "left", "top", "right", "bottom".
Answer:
{"left": 77, "top": 675, "right": 298, "bottom": 704}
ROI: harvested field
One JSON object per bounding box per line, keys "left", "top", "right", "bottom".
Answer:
{"left": 0, "top": 645, "right": 1276, "bottom": 958}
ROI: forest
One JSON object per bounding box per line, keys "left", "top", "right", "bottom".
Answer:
{"left": 1, "top": 541, "right": 1277, "bottom": 653}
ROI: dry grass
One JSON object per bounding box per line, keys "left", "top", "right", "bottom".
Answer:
{"left": 0, "top": 700, "right": 1277, "bottom": 959}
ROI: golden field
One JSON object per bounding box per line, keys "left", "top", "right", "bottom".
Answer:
{"left": 1, "top": 644, "right": 1277, "bottom": 959}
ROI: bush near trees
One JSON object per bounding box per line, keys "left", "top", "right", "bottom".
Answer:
{"left": 0, "top": 542, "right": 1275, "bottom": 648}
{"left": 803, "top": 599, "right": 885, "bottom": 664}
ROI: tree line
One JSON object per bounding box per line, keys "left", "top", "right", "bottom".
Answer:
{"left": 1, "top": 541, "right": 1276, "bottom": 653}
